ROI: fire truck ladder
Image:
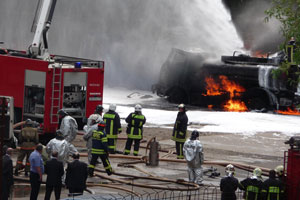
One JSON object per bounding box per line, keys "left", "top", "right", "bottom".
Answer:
{"left": 50, "top": 64, "right": 62, "bottom": 124}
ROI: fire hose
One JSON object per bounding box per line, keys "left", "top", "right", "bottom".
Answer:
{"left": 93, "top": 168, "right": 200, "bottom": 191}
{"left": 79, "top": 152, "right": 271, "bottom": 176}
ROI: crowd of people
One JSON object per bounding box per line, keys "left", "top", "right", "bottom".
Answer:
{"left": 1, "top": 103, "right": 286, "bottom": 200}
{"left": 2, "top": 103, "right": 147, "bottom": 200}
{"left": 220, "top": 164, "right": 285, "bottom": 200}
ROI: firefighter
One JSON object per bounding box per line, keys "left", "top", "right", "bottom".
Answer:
{"left": 261, "top": 170, "right": 285, "bottom": 200}
{"left": 57, "top": 109, "right": 78, "bottom": 143}
{"left": 183, "top": 130, "right": 204, "bottom": 185}
{"left": 95, "top": 104, "right": 104, "bottom": 117}
{"left": 275, "top": 165, "right": 286, "bottom": 199}
{"left": 239, "top": 167, "right": 263, "bottom": 200}
{"left": 88, "top": 121, "right": 113, "bottom": 177}
{"left": 172, "top": 103, "right": 188, "bottom": 159}
{"left": 124, "top": 104, "right": 146, "bottom": 156}
{"left": 103, "top": 104, "right": 122, "bottom": 154}
{"left": 220, "top": 164, "right": 239, "bottom": 200}
{"left": 15, "top": 119, "right": 39, "bottom": 176}
{"left": 83, "top": 114, "right": 102, "bottom": 163}
{"left": 86, "top": 105, "right": 103, "bottom": 127}
{"left": 275, "top": 165, "right": 284, "bottom": 182}
{"left": 286, "top": 37, "right": 297, "bottom": 64}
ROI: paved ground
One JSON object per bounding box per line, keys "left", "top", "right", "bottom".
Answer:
{"left": 10, "top": 126, "right": 291, "bottom": 199}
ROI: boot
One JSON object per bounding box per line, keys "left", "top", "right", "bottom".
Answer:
{"left": 14, "top": 169, "right": 19, "bottom": 176}
{"left": 88, "top": 168, "right": 94, "bottom": 177}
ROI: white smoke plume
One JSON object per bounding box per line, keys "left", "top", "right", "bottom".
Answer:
{"left": 0, "top": 0, "right": 243, "bottom": 89}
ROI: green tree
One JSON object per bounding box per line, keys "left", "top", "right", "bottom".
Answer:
{"left": 265, "top": 0, "right": 300, "bottom": 84}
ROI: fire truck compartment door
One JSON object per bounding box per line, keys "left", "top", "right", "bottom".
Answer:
{"left": 25, "top": 70, "right": 46, "bottom": 87}
{"left": 64, "top": 72, "right": 87, "bottom": 86}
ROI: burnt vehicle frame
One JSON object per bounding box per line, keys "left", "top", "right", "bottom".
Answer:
{"left": 152, "top": 48, "right": 299, "bottom": 111}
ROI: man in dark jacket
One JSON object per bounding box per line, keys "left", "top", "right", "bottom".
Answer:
{"left": 261, "top": 170, "right": 285, "bottom": 200}
{"left": 239, "top": 168, "right": 263, "bottom": 200}
{"left": 103, "top": 104, "right": 122, "bottom": 154}
{"left": 2, "top": 147, "right": 14, "bottom": 200}
{"left": 172, "top": 104, "right": 188, "bottom": 159}
{"left": 65, "top": 153, "right": 88, "bottom": 195}
{"left": 44, "top": 151, "right": 64, "bottom": 200}
{"left": 124, "top": 104, "right": 146, "bottom": 156}
{"left": 220, "top": 164, "right": 239, "bottom": 200}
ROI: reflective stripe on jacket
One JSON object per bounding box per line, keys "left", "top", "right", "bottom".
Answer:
{"left": 125, "top": 112, "right": 146, "bottom": 139}
{"left": 91, "top": 130, "right": 108, "bottom": 154}
{"left": 239, "top": 177, "right": 263, "bottom": 200}
{"left": 261, "top": 177, "right": 285, "bottom": 200}
{"left": 103, "top": 110, "right": 122, "bottom": 139}
{"left": 172, "top": 112, "right": 188, "bottom": 142}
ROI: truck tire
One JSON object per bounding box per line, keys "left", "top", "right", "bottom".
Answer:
{"left": 243, "top": 88, "right": 271, "bottom": 111}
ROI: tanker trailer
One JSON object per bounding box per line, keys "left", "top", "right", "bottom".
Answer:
{"left": 152, "top": 48, "right": 299, "bottom": 111}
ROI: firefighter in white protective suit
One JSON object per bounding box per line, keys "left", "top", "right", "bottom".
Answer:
{"left": 183, "top": 130, "right": 204, "bottom": 185}
{"left": 58, "top": 109, "right": 78, "bottom": 143}
{"left": 46, "top": 130, "right": 78, "bottom": 166}
{"left": 83, "top": 114, "right": 102, "bottom": 163}
{"left": 83, "top": 105, "right": 103, "bottom": 128}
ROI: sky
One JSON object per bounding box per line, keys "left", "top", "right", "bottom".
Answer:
{"left": 103, "top": 87, "right": 300, "bottom": 137}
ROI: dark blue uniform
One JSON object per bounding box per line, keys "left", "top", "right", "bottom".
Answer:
{"left": 220, "top": 175, "right": 239, "bottom": 200}
{"left": 124, "top": 111, "right": 146, "bottom": 156}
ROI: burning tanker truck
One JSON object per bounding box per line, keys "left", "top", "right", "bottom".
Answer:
{"left": 152, "top": 48, "right": 300, "bottom": 112}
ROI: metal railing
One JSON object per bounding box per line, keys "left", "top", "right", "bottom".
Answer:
{"left": 63, "top": 186, "right": 245, "bottom": 200}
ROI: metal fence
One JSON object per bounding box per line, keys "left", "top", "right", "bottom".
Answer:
{"left": 64, "top": 186, "right": 245, "bottom": 200}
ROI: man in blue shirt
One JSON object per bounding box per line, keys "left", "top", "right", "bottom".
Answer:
{"left": 29, "top": 144, "right": 44, "bottom": 200}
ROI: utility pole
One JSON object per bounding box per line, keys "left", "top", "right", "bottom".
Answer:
{"left": 0, "top": 97, "right": 6, "bottom": 197}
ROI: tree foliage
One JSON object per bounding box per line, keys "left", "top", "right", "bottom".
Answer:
{"left": 265, "top": 0, "right": 300, "bottom": 83}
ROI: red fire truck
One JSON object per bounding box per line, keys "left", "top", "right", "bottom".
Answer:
{"left": 0, "top": 0, "right": 104, "bottom": 140}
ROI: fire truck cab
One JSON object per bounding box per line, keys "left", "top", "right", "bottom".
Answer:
{"left": 0, "top": 0, "right": 105, "bottom": 140}
{"left": 0, "top": 53, "right": 104, "bottom": 134}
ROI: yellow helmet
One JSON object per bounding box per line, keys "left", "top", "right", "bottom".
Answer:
{"left": 275, "top": 165, "right": 284, "bottom": 176}
{"left": 253, "top": 168, "right": 262, "bottom": 177}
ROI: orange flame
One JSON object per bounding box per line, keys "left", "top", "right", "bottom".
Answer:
{"left": 276, "top": 107, "right": 300, "bottom": 115}
{"left": 224, "top": 100, "right": 248, "bottom": 112}
{"left": 252, "top": 50, "right": 268, "bottom": 58}
{"left": 203, "top": 75, "right": 248, "bottom": 112}
{"left": 219, "top": 75, "right": 245, "bottom": 98}
{"left": 203, "top": 77, "right": 223, "bottom": 96}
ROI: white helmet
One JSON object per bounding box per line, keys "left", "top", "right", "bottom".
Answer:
{"left": 225, "top": 164, "right": 235, "bottom": 176}
{"left": 109, "top": 104, "right": 116, "bottom": 111}
{"left": 135, "top": 104, "right": 142, "bottom": 112}
{"left": 89, "top": 114, "right": 101, "bottom": 123}
{"left": 178, "top": 103, "right": 185, "bottom": 109}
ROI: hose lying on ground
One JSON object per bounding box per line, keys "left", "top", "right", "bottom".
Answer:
{"left": 94, "top": 168, "right": 200, "bottom": 191}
